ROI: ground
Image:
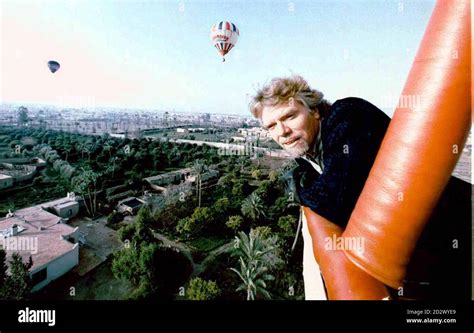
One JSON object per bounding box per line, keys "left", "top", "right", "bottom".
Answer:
{"left": 33, "top": 215, "right": 130, "bottom": 300}
{"left": 68, "top": 215, "right": 123, "bottom": 276}
{"left": 33, "top": 260, "right": 133, "bottom": 300}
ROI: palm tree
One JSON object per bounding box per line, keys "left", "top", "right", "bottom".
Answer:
{"left": 230, "top": 230, "right": 280, "bottom": 300}
{"left": 236, "top": 156, "right": 247, "bottom": 173}
{"left": 231, "top": 257, "right": 273, "bottom": 300}
{"left": 63, "top": 143, "right": 73, "bottom": 162}
{"left": 241, "top": 192, "right": 266, "bottom": 222}
{"left": 192, "top": 159, "right": 207, "bottom": 207}
{"left": 106, "top": 156, "right": 119, "bottom": 178}
{"left": 77, "top": 141, "right": 87, "bottom": 160}
{"left": 71, "top": 169, "right": 101, "bottom": 217}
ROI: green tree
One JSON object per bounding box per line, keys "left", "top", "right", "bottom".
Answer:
{"left": 0, "top": 249, "right": 8, "bottom": 295}
{"left": 213, "top": 197, "right": 230, "bottom": 216}
{"left": 189, "top": 206, "right": 208, "bottom": 222}
{"left": 217, "top": 174, "right": 234, "bottom": 191}
{"left": 226, "top": 215, "right": 243, "bottom": 232}
{"left": 186, "top": 277, "right": 221, "bottom": 300}
{"left": 251, "top": 169, "right": 263, "bottom": 180}
{"left": 230, "top": 230, "right": 282, "bottom": 300}
{"left": 107, "top": 210, "right": 122, "bottom": 225}
{"left": 117, "top": 223, "right": 136, "bottom": 243}
{"left": 231, "top": 256, "right": 274, "bottom": 300}
{"left": 106, "top": 156, "right": 119, "bottom": 178}
{"left": 62, "top": 142, "right": 74, "bottom": 162}
{"left": 192, "top": 159, "right": 207, "bottom": 207}
{"left": 0, "top": 251, "right": 33, "bottom": 300}
{"left": 176, "top": 217, "right": 197, "bottom": 236}
{"left": 112, "top": 245, "right": 142, "bottom": 286}
{"left": 134, "top": 207, "right": 154, "bottom": 244}
{"left": 231, "top": 179, "right": 250, "bottom": 201}
{"left": 18, "top": 106, "right": 29, "bottom": 127}
{"left": 71, "top": 169, "right": 101, "bottom": 217}
{"left": 176, "top": 206, "right": 214, "bottom": 237}
{"left": 277, "top": 215, "right": 298, "bottom": 237}
{"left": 137, "top": 243, "right": 161, "bottom": 289}
{"left": 241, "top": 192, "right": 266, "bottom": 222}
{"left": 252, "top": 226, "right": 272, "bottom": 239}
{"left": 268, "top": 170, "right": 279, "bottom": 183}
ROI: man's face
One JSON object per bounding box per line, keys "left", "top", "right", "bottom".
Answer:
{"left": 261, "top": 100, "right": 320, "bottom": 157}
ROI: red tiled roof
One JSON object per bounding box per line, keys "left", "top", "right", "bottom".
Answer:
{"left": 0, "top": 202, "right": 78, "bottom": 271}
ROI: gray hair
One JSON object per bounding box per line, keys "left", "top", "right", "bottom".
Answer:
{"left": 249, "top": 75, "right": 331, "bottom": 119}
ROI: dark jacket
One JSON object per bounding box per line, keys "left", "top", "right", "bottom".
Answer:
{"left": 293, "top": 97, "right": 390, "bottom": 227}
{"left": 292, "top": 97, "right": 471, "bottom": 300}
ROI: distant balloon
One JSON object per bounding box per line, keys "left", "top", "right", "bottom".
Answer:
{"left": 47, "top": 60, "right": 60, "bottom": 73}
{"left": 210, "top": 21, "right": 239, "bottom": 62}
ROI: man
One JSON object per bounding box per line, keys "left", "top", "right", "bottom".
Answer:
{"left": 249, "top": 75, "right": 470, "bottom": 300}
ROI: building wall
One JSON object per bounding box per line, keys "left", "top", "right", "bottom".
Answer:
{"left": 0, "top": 176, "right": 13, "bottom": 189}
{"left": 62, "top": 227, "right": 80, "bottom": 243}
{"left": 0, "top": 158, "right": 30, "bottom": 164}
{"left": 31, "top": 243, "right": 79, "bottom": 292}
{"left": 54, "top": 202, "right": 80, "bottom": 219}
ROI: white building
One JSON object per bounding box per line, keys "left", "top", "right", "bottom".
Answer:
{"left": 238, "top": 127, "right": 271, "bottom": 138}
{"left": 0, "top": 197, "right": 81, "bottom": 292}
{"left": 0, "top": 174, "right": 13, "bottom": 190}
{"left": 231, "top": 136, "right": 246, "bottom": 142}
{"left": 52, "top": 201, "right": 80, "bottom": 219}
{"left": 188, "top": 128, "right": 205, "bottom": 133}
{"left": 110, "top": 133, "right": 126, "bottom": 139}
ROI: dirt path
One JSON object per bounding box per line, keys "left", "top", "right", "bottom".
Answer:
{"left": 192, "top": 241, "right": 233, "bottom": 277}
{"left": 151, "top": 230, "right": 195, "bottom": 268}
{"left": 151, "top": 229, "right": 233, "bottom": 277}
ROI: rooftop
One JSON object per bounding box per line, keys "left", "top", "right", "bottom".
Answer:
{"left": 0, "top": 199, "right": 79, "bottom": 271}
{"left": 144, "top": 168, "right": 192, "bottom": 182}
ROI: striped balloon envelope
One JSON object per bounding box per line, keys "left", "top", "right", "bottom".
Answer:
{"left": 210, "top": 21, "right": 239, "bottom": 62}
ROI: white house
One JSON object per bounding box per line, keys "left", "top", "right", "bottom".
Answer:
{"left": 52, "top": 201, "right": 80, "bottom": 219}
{"left": 0, "top": 198, "right": 81, "bottom": 292}
{"left": 0, "top": 174, "right": 13, "bottom": 190}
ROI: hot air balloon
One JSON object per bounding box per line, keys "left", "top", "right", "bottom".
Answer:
{"left": 47, "top": 60, "right": 60, "bottom": 73}
{"left": 210, "top": 21, "right": 239, "bottom": 62}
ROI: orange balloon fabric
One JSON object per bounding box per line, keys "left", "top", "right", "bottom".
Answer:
{"left": 342, "top": 0, "right": 471, "bottom": 289}
{"left": 303, "top": 207, "right": 390, "bottom": 300}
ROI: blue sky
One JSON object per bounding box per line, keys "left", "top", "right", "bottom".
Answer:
{"left": 1, "top": 0, "right": 435, "bottom": 116}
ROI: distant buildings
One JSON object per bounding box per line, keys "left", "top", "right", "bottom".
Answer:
{"left": 109, "top": 133, "right": 126, "bottom": 139}
{"left": 237, "top": 127, "right": 271, "bottom": 138}
{"left": 0, "top": 195, "right": 81, "bottom": 292}
{"left": 176, "top": 128, "right": 207, "bottom": 133}
{"left": 231, "top": 136, "right": 246, "bottom": 142}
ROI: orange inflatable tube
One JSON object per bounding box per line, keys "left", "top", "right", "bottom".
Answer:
{"left": 303, "top": 207, "right": 390, "bottom": 300}
{"left": 342, "top": 0, "right": 471, "bottom": 289}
